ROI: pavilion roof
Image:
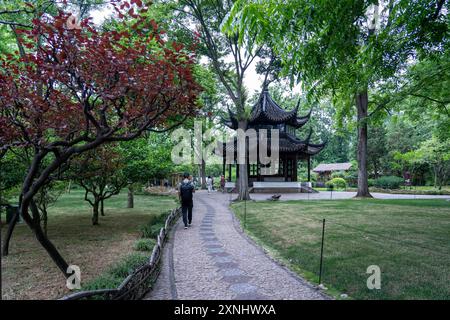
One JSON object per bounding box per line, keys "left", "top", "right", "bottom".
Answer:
{"left": 217, "top": 131, "right": 326, "bottom": 157}
{"left": 223, "top": 89, "right": 312, "bottom": 129}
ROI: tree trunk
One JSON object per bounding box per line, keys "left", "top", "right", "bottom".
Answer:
{"left": 92, "top": 199, "right": 99, "bottom": 225}
{"left": 19, "top": 198, "right": 70, "bottom": 277}
{"left": 237, "top": 120, "right": 250, "bottom": 200}
{"left": 127, "top": 186, "right": 134, "bottom": 208}
{"left": 31, "top": 218, "right": 69, "bottom": 277}
{"left": 2, "top": 206, "right": 20, "bottom": 256}
{"left": 434, "top": 166, "right": 440, "bottom": 189}
{"left": 355, "top": 91, "right": 372, "bottom": 198}
{"left": 100, "top": 199, "right": 105, "bottom": 216}
{"left": 41, "top": 208, "right": 48, "bottom": 236}
{"left": 201, "top": 159, "right": 206, "bottom": 189}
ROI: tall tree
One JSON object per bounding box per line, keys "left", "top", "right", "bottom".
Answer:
{"left": 0, "top": 1, "right": 201, "bottom": 277}
{"left": 225, "top": 0, "right": 448, "bottom": 197}
{"left": 169, "top": 0, "right": 264, "bottom": 200}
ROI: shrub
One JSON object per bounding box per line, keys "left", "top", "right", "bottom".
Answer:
{"left": 140, "top": 222, "right": 164, "bottom": 238}
{"left": 373, "top": 176, "right": 404, "bottom": 189}
{"left": 134, "top": 238, "right": 156, "bottom": 251}
{"left": 82, "top": 253, "right": 147, "bottom": 291}
{"left": 139, "top": 212, "right": 170, "bottom": 238}
{"left": 368, "top": 178, "right": 375, "bottom": 187}
{"left": 108, "top": 253, "right": 147, "bottom": 278}
{"left": 331, "top": 171, "right": 346, "bottom": 179}
{"left": 326, "top": 178, "right": 347, "bottom": 189}
{"left": 344, "top": 170, "right": 358, "bottom": 187}
{"left": 81, "top": 273, "right": 123, "bottom": 291}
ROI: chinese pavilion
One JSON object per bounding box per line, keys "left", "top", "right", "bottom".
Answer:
{"left": 219, "top": 88, "right": 326, "bottom": 188}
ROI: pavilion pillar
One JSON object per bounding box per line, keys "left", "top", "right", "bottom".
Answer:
{"left": 222, "top": 145, "right": 226, "bottom": 178}
{"left": 228, "top": 164, "right": 232, "bottom": 182}
{"left": 293, "top": 155, "right": 298, "bottom": 182}
{"left": 284, "top": 155, "right": 288, "bottom": 182}
{"left": 222, "top": 156, "right": 226, "bottom": 178}
{"left": 307, "top": 156, "right": 311, "bottom": 182}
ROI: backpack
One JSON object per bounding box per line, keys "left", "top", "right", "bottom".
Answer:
{"left": 180, "top": 181, "right": 193, "bottom": 203}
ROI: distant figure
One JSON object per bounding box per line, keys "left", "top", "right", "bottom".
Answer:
{"left": 206, "top": 176, "right": 213, "bottom": 194}
{"left": 220, "top": 175, "right": 226, "bottom": 193}
{"left": 268, "top": 194, "right": 281, "bottom": 201}
{"left": 178, "top": 172, "right": 195, "bottom": 229}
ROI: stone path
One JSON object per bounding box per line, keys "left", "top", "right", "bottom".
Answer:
{"left": 145, "top": 190, "right": 327, "bottom": 300}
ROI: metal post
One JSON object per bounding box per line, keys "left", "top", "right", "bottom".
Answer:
{"left": 318, "top": 219, "right": 326, "bottom": 285}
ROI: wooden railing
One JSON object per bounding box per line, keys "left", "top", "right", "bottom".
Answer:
{"left": 60, "top": 207, "right": 181, "bottom": 300}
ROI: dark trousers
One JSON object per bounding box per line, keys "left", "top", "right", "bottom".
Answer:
{"left": 182, "top": 205, "right": 193, "bottom": 227}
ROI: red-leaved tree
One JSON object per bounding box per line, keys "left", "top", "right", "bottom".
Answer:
{"left": 0, "top": 0, "right": 201, "bottom": 277}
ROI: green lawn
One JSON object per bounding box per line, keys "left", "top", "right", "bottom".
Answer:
{"left": 231, "top": 199, "right": 450, "bottom": 300}
{"left": 1, "top": 189, "right": 177, "bottom": 300}
{"left": 314, "top": 186, "right": 450, "bottom": 194}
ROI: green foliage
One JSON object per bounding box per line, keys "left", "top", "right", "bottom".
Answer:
{"left": 0, "top": 150, "right": 27, "bottom": 203}
{"left": 325, "top": 178, "right": 347, "bottom": 189}
{"left": 331, "top": 171, "right": 346, "bottom": 179}
{"left": 82, "top": 253, "right": 147, "bottom": 291}
{"left": 399, "top": 136, "right": 450, "bottom": 188}
{"left": 139, "top": 214, "right": 167, "bottom": 239}
{"left": 134, "top": 238, "right": 156, "bottom": 252}
{"left": 81, "top": 273, "right": 123, "bottom": 292}
{"left": 373, "top": 176, "right": 404, "bottom": 189}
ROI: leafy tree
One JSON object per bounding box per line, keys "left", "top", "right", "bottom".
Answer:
{"left": 119, "top": 133, "right": 174, "bottom": 208}
{"left": 0, "top": 1, "right": 201, "bottom": 277}
{"left": 402, "top": 136, "right": 450, "bottom": 189}
{"left": 225, "top": 0, "right": 448, "bottom": 197}
{"left": 34, "top": 180, "right": 64, "bottom": 235}
{"left": 367, "top": 125, "right": 387, "bottom": 178}
{"left": 69, "top": 145, "right": 127, "bottom": 225}
{"left": 0, "top": 150, "right": 27, "bottom": 204}
{"left": 169, "top": 0, "right": 266, "bottom": 200}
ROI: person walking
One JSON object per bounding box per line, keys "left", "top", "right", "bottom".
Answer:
{"left": 206, "top": 176, "right": 213, "bottom": 194}
{"left": 178, "top": 172, "right": 195, "bottom": 229}
{"left": 220, "top": 175, "right": 226, "bottom": 193}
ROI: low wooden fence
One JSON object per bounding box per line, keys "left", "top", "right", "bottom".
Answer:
{"left": 60, "top": 207, "right": 181, "bottom": 300}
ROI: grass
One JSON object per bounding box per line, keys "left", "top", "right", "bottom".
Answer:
{"left": 231, "top": 199, "right": 450, "bottom": 300}
{"left": 1, "top": 189, "right": 177, "bottom": 300}
{"left": 81, "top": 253, "right": 149, "bottom": 292}
{"left": 314, "top": 186, "right": 450, "bottom": 195}
{"left": 134, "top": 238, "right": 157, "bottom": 252}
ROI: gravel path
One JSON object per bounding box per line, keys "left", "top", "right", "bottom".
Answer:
{"left": 145, "top": 190, "right": 327, "bottom": 300}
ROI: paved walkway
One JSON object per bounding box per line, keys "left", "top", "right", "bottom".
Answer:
{"left": 145, "top": 190, "right": 327, "bottom": 300}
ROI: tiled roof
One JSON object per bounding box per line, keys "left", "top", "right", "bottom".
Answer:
{"left": 223, "top": 90, "right": 312, "bottom": 129}
{"left": 312, "top": 163, "right": 353, "bottom": 172}
{"left": 217, "top": 133, "right": 326, "bottom": 156}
